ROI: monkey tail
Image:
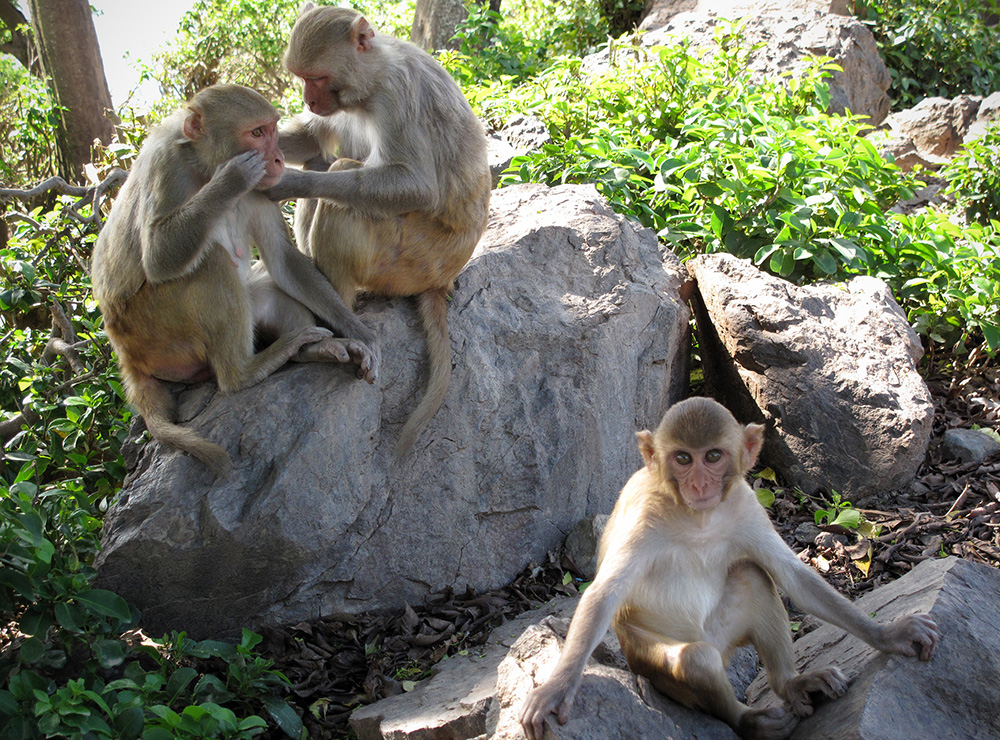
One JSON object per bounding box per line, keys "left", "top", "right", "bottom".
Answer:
{"left": 125, "top": 367, "right": 232, "bottom": 476}
{"left": 396, "top": 287, "right": 452, "bottom": 458}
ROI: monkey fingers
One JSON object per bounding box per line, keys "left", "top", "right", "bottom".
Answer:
{"left": 779, "top": 667, "right": 847, "bottom": 717}
{"left": 519, "top": 682, "right": 574, "bottom": 740}
{"left": 291, "top": 336, "right": 352, "bottom": 364}
{"left": 343, "top": 339, "right": 378, "bottom": 384}
{"left": 737, "top": 705, "right": 797, "bottom": 740}
{"left": 881, "top": 613, "right": 939, "bottom": 660}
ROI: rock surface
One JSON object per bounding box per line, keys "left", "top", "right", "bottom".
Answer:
{"left": 747, "top": 556, "right": 1000, "bottom": 740}
{"left": 96, "top": 184, "right": 690, "bottom": 637}
{"left": 688, "top": 253, "right": 933, "bottom": 498}
{"left": 942, "top": 427, "right": 1000, "bottom": 464}
{"left": 618, "top": 4, "right": 891, "bottom": 124}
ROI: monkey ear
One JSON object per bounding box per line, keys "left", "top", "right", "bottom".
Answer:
{"left": 743, "top": 423, "right": 765, "bottom": 470}
{"left": 182, "top": 107, "right": 206, "bottom": 141}
{"left": 636, "top": 430, "right": 657, "bottom": 471}
{"left": 298, "top": 2, "right": 315, "bottom": 17}
{"left": 354, "top": 16, "right": 375, "bottom": 52}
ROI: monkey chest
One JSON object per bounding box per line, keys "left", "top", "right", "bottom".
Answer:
{"left": 625, "top": 548, "right": 736, "bottom": 639}
{"left": 209, "top": 212, "right": 252, "bottom": 281}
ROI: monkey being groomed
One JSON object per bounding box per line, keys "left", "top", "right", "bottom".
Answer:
{"left": 520, "top": 397, "right": 939, "bottom": 740}
{"left": 268, "top": 3, "right": 492, "bottom": 457}
{"left": 91, "top": 84, "right": 379, "bottom": 476}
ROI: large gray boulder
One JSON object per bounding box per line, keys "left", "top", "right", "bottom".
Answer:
{"left": 687, "top": 253, "right": 933, "bottom": 499}
{"left": 747, "top": 557, "right": 1000, "bottom": 740}
{"left": 605, "top": 5, "right": 892, "bottom": 124}
{"left": 96, "top": 183, "right": 690, "bottom": 638}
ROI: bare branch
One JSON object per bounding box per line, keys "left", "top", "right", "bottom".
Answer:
{"left": 0, "top": 408, "right": 40, "bottom": 446}
{"left": 0, "top": 168, "right": 128, "bottom": 224}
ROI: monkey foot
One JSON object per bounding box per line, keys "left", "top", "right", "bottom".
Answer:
{"left": 737, "top": 705, "right": 797, "bottom": 740}
{"left": 293, "top": 337, "right": 378, "bottom": 384}
{"left": 781, "top": 666, "right": 848, "bottom": 717}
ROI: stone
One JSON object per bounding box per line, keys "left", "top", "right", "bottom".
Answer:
{"left": 942, "top": 427, "right": 1000, "bottom": 464}
{"left": 96, "top": 183, "right": 690, "bottom": 638}
{"left": 606, "top": 6, "right": 892, "bottom": 124}
{"left": 349, "top": 597, "right": 577, "bottom": 740}
{"left": 563, "top": 515, "right": 609, "bottom": 579}
{"left": 746, "top": 557, "right": 1000, "bottom": 740}
{"left": 883, "top": 95, "right": 982, "bottom": 163}
{"left": 687, "top": 253, "right": 933, "bottom": 499}
{"left": 486, "top": 609, "right": 757, "bottom": 740}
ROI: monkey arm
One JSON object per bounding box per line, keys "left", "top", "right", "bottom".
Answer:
{"left": 753, "top": 518, "right": 937, "bottom": 657}
{"left": 519, "top": 550, "right": 635, "bottom": 740}
{"left": 266, "top": 163, "right": 438, "bottom": 215}
{"left": 142, "top": 151, "right": 267, "bottom": 283}
{"left": 278, "top": 118, "right": 324, "bottom": 166}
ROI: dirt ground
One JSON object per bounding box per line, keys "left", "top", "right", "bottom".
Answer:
{"left": 260, "top": 367, "right": 1000, "bottom": 739}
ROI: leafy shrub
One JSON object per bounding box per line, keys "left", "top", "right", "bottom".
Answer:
{"left": 0, "top": 56, "right": 59, "bottom": 186}
{"left": 854, "top": 0, "right": 1000, "bottom": 108}
{"left": 488, "top": 25, "right": 999, "bottom": 361}
{"left": 944, "top": 121, "right": 1000, "bottom": 225}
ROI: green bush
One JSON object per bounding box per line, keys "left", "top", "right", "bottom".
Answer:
{"left": 944, "top": 121, "right": 1000, "bottom": 225}
{"left": 855, "top": 0, "right": 1000, "bottom": 109}
{"left": 0, "top": 56, "right": 59, "bottom": 186}
{"left": 489, "top": 25, "right": 999, "bottom": 360}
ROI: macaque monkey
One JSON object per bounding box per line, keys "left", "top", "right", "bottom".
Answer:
{"left": 91, "top": 84, "right": 379, "bottom": 475}
{"left": 521, "top": 397, "right": 938, "bottom": 740}
{"left": 269, "top": 3, "right": 491, "bottom": 455}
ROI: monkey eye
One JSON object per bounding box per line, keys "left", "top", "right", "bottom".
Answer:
{"left": 705, "top": 449, "right": 723, "bottom": 463}
{"left": 674, "top": 451, "right": 692, "bottom": 465}
{"left": 251, "top": 127, "right": 265, "bottom": 137}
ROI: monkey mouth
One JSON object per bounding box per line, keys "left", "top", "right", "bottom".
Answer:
{"left": 685, "top": 494, "right": 721, "bottom": 511}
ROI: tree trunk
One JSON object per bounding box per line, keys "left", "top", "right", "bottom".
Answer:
{"left": 27, "top": 0, "right": 114, "bottom": 182}
{"left": 410, "top": 0, "right": 500, "bottom": 52}
{"left": 0, "top": 0, "right": 36, "bottom": 71}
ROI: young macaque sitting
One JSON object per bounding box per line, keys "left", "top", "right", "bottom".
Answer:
{"left": 520, "top": 397, "right": 938, "bottom": 740}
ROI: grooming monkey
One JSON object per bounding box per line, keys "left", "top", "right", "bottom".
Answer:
{"left": 92, "top": 84, "right": 378, "bottom": 475}
{"left": 268, "top": 3, "right": 491, "bottom": 455}
{"left": 521, "top": 397, "right": 938, "bottom": 740}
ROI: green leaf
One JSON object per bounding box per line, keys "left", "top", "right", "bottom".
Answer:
{"left": 74, "top": 589, "right": 132, "bottom": 620}
{"left": 263, "top": 697, "right": 305, "bottom": 740}
{"left": 94, "top": 639, "right": 127, "bottom": 669}
{"left": 19, "top": 636, "right": 47, "bottom": 664}
{"left": 755, "top": 489, "right": 776, "bottom": 508}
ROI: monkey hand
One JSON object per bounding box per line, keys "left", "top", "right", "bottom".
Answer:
{"left": 519, "top": 679, "right": 577, "bottom": 740}
{"left": 876, "top": 613, "right": 938, "bottom": 661}
{"left": 214, "top": 151, "right": 269, "bottom": 197}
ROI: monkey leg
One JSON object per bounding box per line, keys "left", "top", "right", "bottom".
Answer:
{"left": 715, "top": 563, "right": 847, "bottom": 718}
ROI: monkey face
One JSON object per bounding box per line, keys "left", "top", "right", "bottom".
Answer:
{"left": 241, "top": 118, "right": 285, "bottom": 188}
{"left": 665, "top": 445, "right": 731, "bottom": 511}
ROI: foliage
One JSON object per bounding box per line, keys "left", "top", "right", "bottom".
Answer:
{"left": 146, "top": 0, "right": 304, "bottom": 116}
{"left": 488, "top": 24, "right": 1000, "bottom": 360}
{"left": 943, "top": 121, "right": 1000, "bottom": 225}
{"left": 502, "top": 0, "right": 607, "bottom": 59}
{"left": 0, "top": 56, "right": 59, "bottom": 186}
{"left": 814, "top": 491, "right": 861, "bottom": 529}
{"left": 0, "top": 194, "right": 303, "bottom": 739}
{"left": 147, "top": 0, "right": 416, "bottom": 117}
{"left": 854, "top": 0, "right": 1000, "bottom": 108}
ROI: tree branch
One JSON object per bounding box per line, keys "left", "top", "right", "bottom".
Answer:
{"left": 0, "top": 168, "right": 128, "bottom": 224}
{"left": 0, "top": 0, "right": 36, "bottom": 72}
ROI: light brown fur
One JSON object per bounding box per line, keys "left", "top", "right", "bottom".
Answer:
{"left": 93, "top": 84, "right": 377, "bottom": 474}
{"left": 271, "top": 5, "right": 491, "bottom": 456}
{"left": 520, "top": 397, "right": 939, "bottom": 740}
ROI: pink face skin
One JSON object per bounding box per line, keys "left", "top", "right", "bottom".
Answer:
{"left": 667, "top": 446, "right": 731, "bottom": 511}
{"left": 242, "top": 118, "right": 285, "bottom": 188}
{"left": 289, "top": 69, "right": 339, "bottom": 116}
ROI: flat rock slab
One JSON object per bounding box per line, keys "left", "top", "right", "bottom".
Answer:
{"left": 96, "top": 183, "right": 690, "bottom": 638}
{"left": 747, "top": 556, "right": 1000, "bottom": 740}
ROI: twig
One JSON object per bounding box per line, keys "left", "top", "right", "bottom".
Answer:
{"left": 0, "top": 169, "right": 128, "bottom": 225}
{"left": 945, "top": 482, "right": 971, "bottom": 518}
